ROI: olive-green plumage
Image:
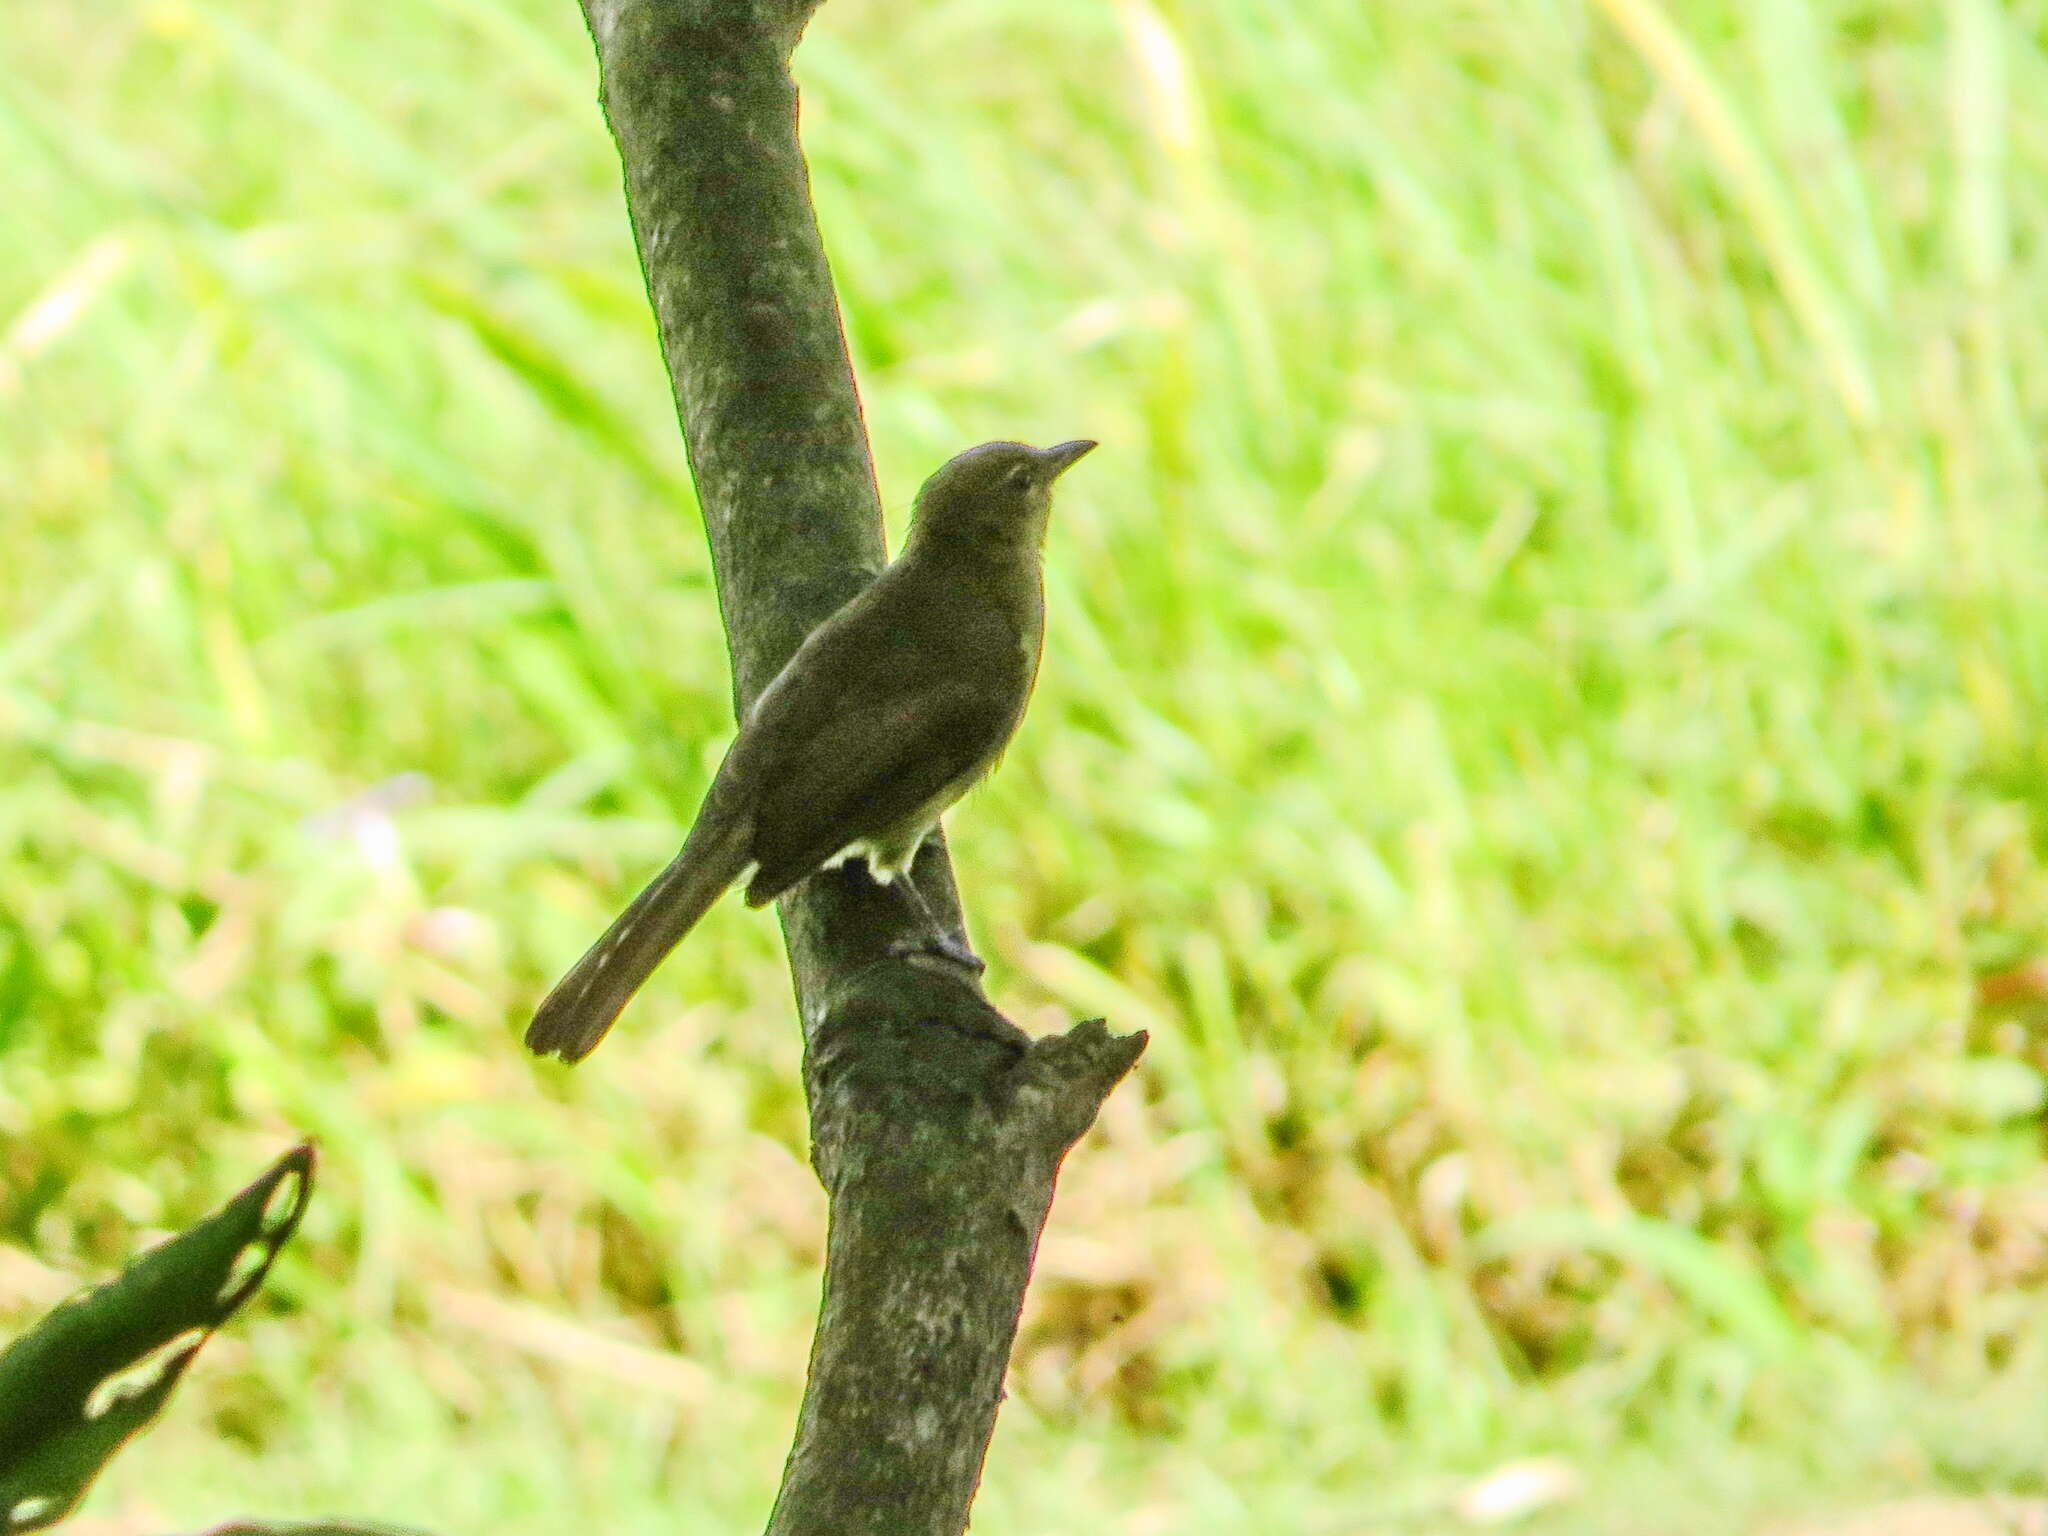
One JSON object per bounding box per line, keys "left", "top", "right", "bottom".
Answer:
{"left": 524, "top": 438, "right": 1097, "bottom": 1062}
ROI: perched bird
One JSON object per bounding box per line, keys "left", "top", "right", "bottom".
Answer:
{"left": 524, "top": 438, "right": 1098, "bottom": 1063}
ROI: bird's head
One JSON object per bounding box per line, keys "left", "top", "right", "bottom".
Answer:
{"left": 907, "top": 439, "right": 1097, "bottom": 556}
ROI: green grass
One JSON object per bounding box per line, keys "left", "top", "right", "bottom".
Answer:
{"left": 5, "top": 0, "right": 2048, "bottom": 1529}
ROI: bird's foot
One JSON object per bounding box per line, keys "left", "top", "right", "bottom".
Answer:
{"left": 888, "top": 930, "right": 987, "bottom": 975}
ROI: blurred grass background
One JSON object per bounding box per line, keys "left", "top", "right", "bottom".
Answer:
{"left": 5, "top": 0, "right": 2048, "bottom": 1529}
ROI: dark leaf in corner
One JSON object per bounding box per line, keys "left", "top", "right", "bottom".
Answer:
{"left": 0, "top": 1143, "right": 316, "bottom": 1532}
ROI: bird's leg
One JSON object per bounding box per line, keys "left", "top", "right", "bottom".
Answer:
{"left": 875, "top": 860, "right": 985, "bottom": 975}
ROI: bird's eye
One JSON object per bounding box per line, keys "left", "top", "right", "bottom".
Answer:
{"left": 1005, "top": 465, "right": 1035, "bottom": 491}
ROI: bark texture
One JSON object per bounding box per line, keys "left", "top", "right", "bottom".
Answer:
{"left": 576, "top": 3, "right": 1147, "bottom": 1532}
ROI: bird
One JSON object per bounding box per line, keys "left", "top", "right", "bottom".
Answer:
{"left": 524, "top": 437, "right": 1098, "bottom": 1063}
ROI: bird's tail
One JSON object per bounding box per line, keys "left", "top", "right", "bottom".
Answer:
{"left": 524, "top": 812, "right": 752, "bottom": 1063}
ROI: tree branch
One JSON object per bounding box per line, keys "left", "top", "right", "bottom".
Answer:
{"left": 575, "top": 4, "right": 1147, "bottom": 1531}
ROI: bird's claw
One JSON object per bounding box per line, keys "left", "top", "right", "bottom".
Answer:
{"left": 888, "top": 931, "right": 987, "bottom": 975}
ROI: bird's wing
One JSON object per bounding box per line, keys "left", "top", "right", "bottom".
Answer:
{"left": 742, "top": 676, "right": 1014, "bottom": 905}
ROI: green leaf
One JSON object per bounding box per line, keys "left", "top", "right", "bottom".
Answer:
{"left": 0, "top": 1144, "right": 316, "bottom": 1532}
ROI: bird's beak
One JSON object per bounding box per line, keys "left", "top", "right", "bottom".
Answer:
{"left": 1040, "top": 439, "right": 1099, "bottom": 478}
